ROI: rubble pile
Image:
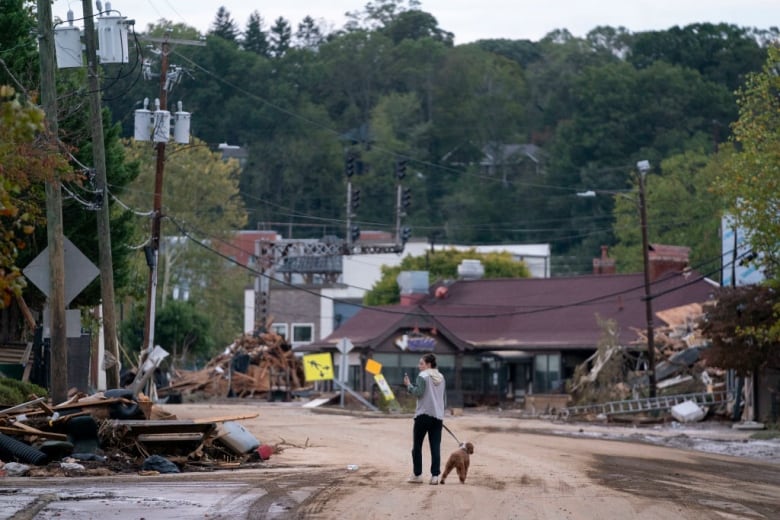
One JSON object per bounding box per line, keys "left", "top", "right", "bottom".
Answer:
{"left": 161, "top": 332, "right": 308, "bottom": 400}
{"left": 568, "top": 304, "right": 729, "bottom": 418}
{"left": 0, "top": 392, "right": 275, "bottom": 477}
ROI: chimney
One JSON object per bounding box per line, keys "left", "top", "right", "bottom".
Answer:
{"left": 593, "top": 245, "right": 616, "bottom": 275}
{"left": 648, "top": 244, "right": 690, "bottom": 281}
{"left": 397, "top": 271, "right": 429, "bottom": 306}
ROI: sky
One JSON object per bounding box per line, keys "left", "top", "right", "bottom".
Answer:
{"left": 54, "top": 0, "right": 780, "bottom": 44}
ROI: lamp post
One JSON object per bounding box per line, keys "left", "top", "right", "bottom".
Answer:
{"left": 576, "top": 159, "right": 657, "bottom": 398}
{"left": 636, "top": 160, "right": 657, "bottom": 399}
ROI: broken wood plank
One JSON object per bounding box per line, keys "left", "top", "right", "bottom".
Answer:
{"left": 189, "top": 413, "right": 259, "bottom": 424}
{"left": 0, "top": 424, "right": 68, "bottom": 441}
{"left": 0, "top": 396, "right": 47, "bottom": 416}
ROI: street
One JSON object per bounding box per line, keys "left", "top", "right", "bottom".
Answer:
{"left": 1, "top": 401, "right": 778, "bottom": 519}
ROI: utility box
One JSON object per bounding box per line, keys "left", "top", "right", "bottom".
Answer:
{"left": 97, "top": 15, "right": 129, "bottom": 64}
{"left": 54, "top": 25, "right": 82, "bottom": 69}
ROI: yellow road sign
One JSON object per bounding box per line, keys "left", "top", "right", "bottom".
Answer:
{"left": 374, "top": 373, "right": 395, "bottom": 401}
{"left": 303, "top": 353, "right": 334, "bottom": 382}
{"left": 365, "top": 358, "right": 382, "bottom": 375}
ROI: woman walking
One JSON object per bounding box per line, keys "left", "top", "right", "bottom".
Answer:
{"left": 404, "top": 353, "right": 446, "bottom": 485}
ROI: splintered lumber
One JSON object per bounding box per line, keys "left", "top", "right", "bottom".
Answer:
{"left": 166, "top": 332, "right": 306, "bottom": 399}
{"left": 189, "top": 413, "right": 259, "bottom": 424}
{"left": 0, "top": 422, "right": 68, "bottom": 441}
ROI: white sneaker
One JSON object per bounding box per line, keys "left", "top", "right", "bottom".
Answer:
{"left": 407, "top": 475, "right": 423, "bottom": 483}
{"left": 429, "top": 476, "right": 439, "bottom": 485}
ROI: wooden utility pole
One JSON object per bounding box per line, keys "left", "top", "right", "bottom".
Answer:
{"left": 140, "top": 40, "right": 170, "bottom": 356}
{"left": 37, "top": 0, "right": 67, "bottom": 403}
{"left": 82, "top": 0, "right": 120, "bottom": 388}
{"left": 637, "top": 160, "right": 657, "bottom": 399}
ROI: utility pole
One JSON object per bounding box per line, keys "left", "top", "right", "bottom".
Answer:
{"left": 37, "top": 0, "right": 68, "bottom": 403}
{"left": 140, "top": 40, "right": 170, "bottom": 357}
{"left": 637, "top": 160, "right": 657, "bottom": 399}
{"left": 82, "top": 0, "right": 120, "bottom": 388}
{"left": 134, "top": 34, "right": 201, "bottom": 369}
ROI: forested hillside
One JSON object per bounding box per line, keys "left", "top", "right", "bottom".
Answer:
{"left": 97, "top": 1, "right": 776, "bottom": 277}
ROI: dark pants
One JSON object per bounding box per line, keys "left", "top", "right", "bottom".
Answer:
{"left": 411, "top": 414, "right": 443, "bottom": 477}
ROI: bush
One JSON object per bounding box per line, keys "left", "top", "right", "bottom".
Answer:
{"left": 0, "top": 376, "right": 48, "bottom": 406}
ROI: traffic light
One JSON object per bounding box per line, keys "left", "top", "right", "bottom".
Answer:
{"left": 395, "top": 159, "right": 407, "bottom": 180}
{"left": 401, "top": 187, "right": 411, "bottom": 210}
{"left": 350, "top": 187, "right": 361, "bottom": 212}
{"left": 345, "top": 153, "right": 356, "bottom": 177}
{"left": 350, "top": 224, "right": 360, "bottom": 242}
{"left": 401, "top": 226, "right": 412, "bottom": 243}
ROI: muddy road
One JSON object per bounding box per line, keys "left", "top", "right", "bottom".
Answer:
{"left": 2, "top": 402, "right": 778, "bottom": 519}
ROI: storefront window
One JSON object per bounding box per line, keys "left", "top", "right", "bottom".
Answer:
{"left": 534, "top": 353, "right": 561, "bottom": 393}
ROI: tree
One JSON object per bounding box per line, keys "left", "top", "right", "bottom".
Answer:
{"left": 700, "top": 285, "right": 780, "bottom": 376}
{"left": 0, "top": 0, "right": 37, "bottom": 88}
{"left": 209, "top": 6, "right": 239, "bottom": 43}
{"left": 119, "top": 138, "right": 248, "bottom": 350}
{"left": 295, "top": 16, "right": 325, "bottom": 50}
{"left": 269, "top": 17, "right": 292, "bottom": 58}
{"left": 610, "top": 152, "right": 724, "bottom": 277}
{"left": 364, "top": 249, "right": 530, "bottom": 305}
{"left": 119, "top": 299, "right": 215, "bottom": 367}
{"left": 243, "top": 11, "right": 269, "bottom": 56}
{"left": 715, "top": 46, "right": 780, "bottom": 282}
{"left": 0, "top": 86, "right": 69, "bottom": 308}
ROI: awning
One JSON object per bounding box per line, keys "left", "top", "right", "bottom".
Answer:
{"left": 485, "top": 350, "right": 533, "bottom": 361}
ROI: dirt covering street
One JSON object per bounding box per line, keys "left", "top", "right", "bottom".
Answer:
{"left": 2, "top": 400, "right": 779, "bottom": 519}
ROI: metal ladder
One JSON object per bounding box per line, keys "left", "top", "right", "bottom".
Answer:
{"left": 560, "top": 390, "right": 735, "bottom": 419}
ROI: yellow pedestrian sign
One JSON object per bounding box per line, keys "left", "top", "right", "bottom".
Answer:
{"left": 303, "top": 353, "right": 334, "bottom": 382}
{"left": 374, "top": 373, "right": 395, "bottom": 401}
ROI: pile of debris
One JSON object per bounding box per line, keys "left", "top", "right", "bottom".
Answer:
{"left": 566, "top": 304, "right": 730, "bottom": 421}
{"left": 160, "top": 332, "right": 308, "bottom": 400}
{"left": 0, "top": 391, "right": 274, "bottom": 478}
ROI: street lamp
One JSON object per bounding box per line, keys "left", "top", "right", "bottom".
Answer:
{"left": 636, "top": 160, "right": 657, "bottom": 399}
{"left": 576, "top": 160, "right": 657, "bottom": 398}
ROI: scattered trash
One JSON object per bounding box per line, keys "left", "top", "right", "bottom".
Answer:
{"left": 142, "top": 454, "right": 180, "bottom": 474}
{"left": 346, "top": 464, "right": 359, "bottom": 471}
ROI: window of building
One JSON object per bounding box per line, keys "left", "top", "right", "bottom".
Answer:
{"left": 534, "top": 353, "right": 562, "bottom": 393}
{"left": 292, "top": 323, "right": 314, "bottom": 344}
{"left": 270, "top": 323, "right": 288, "bottom": 339}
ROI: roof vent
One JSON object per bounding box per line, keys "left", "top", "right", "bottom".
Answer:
{"left": 457, "top": 259, "right": 484, "bottom": 280}
{"left": 397, "top": 271, "right": 429, "bottom": 294}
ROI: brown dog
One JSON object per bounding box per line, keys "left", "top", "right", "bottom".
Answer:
{"left": 440, "top": 442, "right": 474, "bottom": 484}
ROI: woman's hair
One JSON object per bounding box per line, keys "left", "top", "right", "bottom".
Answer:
{"left": 422, "top": 353, "right": 437, "bottom": 368}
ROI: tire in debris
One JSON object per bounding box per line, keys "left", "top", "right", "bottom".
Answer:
{"left": 0, "top": 432, "right": 48, "bottom": 465}
{"left": 104, "top": 388, "right": 145, "bottom": 420}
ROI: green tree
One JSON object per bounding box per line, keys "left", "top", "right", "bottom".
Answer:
{"left": 120, "top": 299, "right": 215, "bottom": 367}
{"left": 269, "top": 17, "right": 292, "bottom": 58}
{"left": 700, "top": 285, "right": 780, "bottom": 376}
{"left": 715, "top": 46, "right": 780, "bottom": 281}
{"left": 0, "top": 86, "right": 68, "bottom": 307}
{"left": 609, "top": 152, "right": 723, "bottom": 276}
{"left": 364, "top": 249, "right": 530, "bottom": 305}
{"left": 0, "top": 0, "right": 37, "bottom": 87}
{"left": 210, "top": 6, "right": 239, "bottom": 43}
{"left": 119, "top": 138, "right": 248, "bottom": 350}
{"left": 295, "top": 16, "right": 324, "bottom": 50}
{"left": 243, "top": 11, "right": 269, "bottom": 56}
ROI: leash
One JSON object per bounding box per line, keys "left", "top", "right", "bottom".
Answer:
{"left": 442, "top": 423, "right": 461, "bottom": 445}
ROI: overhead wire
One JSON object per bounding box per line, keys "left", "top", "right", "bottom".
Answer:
{"left": 159, "top": 211, "right": 743, "bottom": 321}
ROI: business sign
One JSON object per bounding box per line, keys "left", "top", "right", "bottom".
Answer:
{"left": 395, "top": 333, "right": 436, "bottom": 352}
